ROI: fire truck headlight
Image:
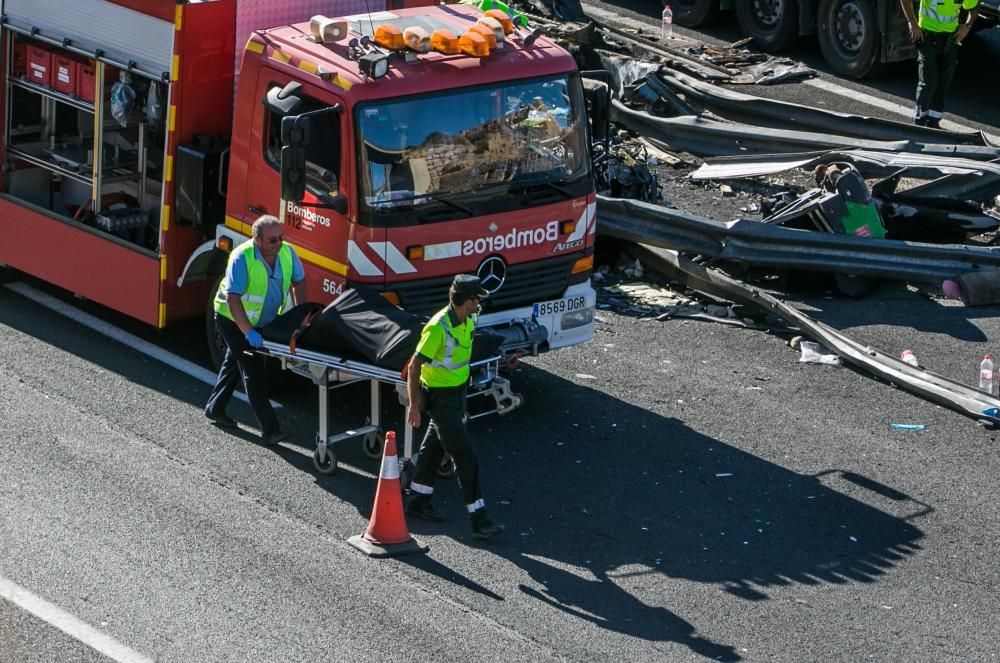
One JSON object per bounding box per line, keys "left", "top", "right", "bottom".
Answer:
{"left": 359, "top": 52, "right": 390, "bottom": 79}
{"left": 561, "top": 308, "right": 594, "bottom": 330}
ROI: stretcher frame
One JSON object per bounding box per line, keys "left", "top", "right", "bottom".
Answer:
{"left": 261, "top": 340, "right": 522, "bottom": 476}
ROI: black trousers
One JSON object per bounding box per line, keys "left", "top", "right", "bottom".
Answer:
{"left": 411, "top": 386, "right": 483, "bottom": 511}
{"left": 204, "top": 315, "right": 278, "bottom": 439}
{"left": 916, "top": 31, "right": 959, "bottom": 118}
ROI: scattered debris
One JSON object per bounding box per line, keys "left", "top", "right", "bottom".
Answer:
{"left": 890, "top": 423, "right": 927, "bottom": 431}
{"left": 799, "top": 341, "right": 843, "bottom": 366}
{"left": 729, "top": 59, "right": 817, "bottom": 85}
{"left": 719, "top": 184, "right": 734, "bottom": 197}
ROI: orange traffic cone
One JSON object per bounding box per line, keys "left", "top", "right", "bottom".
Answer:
{"left": 348, "top": 431, "right": 428, "bottom": 558}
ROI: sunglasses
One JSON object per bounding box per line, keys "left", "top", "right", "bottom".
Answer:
{"left": 260, "top": 235, "right": 284, "bottom": 245}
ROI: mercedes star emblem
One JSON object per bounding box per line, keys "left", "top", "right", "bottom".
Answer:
{"left": 488, "top": 222, "right": 499, "bottom": 233}
{"left": 477, "top": 256, "right": 507, "bottom": 294}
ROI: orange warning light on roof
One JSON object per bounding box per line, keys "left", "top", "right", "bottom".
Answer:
{"left": 467, "top": 23, "right": 497, "bottom": 50}
{"left": 431, "top": 29, "right": 461, "bottom": 55}
{"left": 477, "top": 16, "right": 506, "bottom": 44}
{"left": 374, "top": 24, "right": 404, "bottom": 50}
{"left": 458, "top": 31, "right": 490, "bottom": 57}
{"left": 484, "top": 9, "right": 515, "bottom": 35}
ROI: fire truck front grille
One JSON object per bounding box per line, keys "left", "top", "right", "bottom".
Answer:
{"left": 390, "top": 253, "right": 582, "bottom": 317}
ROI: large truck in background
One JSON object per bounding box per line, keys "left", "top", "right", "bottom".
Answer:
{"left": 671, "top": 0, "right": 998, "bottom": 78}
{"left": 0, "top": 0, "right": 598, "bottom": 366}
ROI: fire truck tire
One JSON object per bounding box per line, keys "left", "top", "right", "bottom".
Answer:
{"left": 362, "top": 430, "right": 384, "bottom": 459}
{"left": 735, "top": 0, "right": 799, "bottom": 52}
{"left": 0, "top": 263, "right": 17, "bottom": 284}
{"left": 313, "top": 446, "right": 338, "bottom": 475}
{"left": 205, "top": 276, "right": 227, "bottom": 371}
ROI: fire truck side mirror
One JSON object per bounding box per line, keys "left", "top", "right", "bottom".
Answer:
{"left": 580, "top": 76, "right": 610, "bottom": 144}
{"left": 280, "top": 116, "right": 310, "bottom": 202}
{"left": 265, "top": 81, "right": 304, "bottom": 116}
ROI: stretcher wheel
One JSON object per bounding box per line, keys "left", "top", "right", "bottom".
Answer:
{"left": 362, "top": 431, "right": 383, "bottom": 459}
{"left": 437, "top": 454, "right": 457, "bottom": 479}
{"left": 313, "top": 447, "right": 338, "bottom": 475}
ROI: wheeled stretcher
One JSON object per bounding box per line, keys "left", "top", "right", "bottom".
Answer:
{"left": 261, "top": 340, "right": 523, "bottom": 476}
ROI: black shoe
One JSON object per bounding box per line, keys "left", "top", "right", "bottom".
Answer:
{"left": 471, "top": 509, "right": 504, "bottom": 540}
{"left": 262, "top": 430, "right": 289, "bottom": 446}
{"left": 407, "top": 495, "right": 446, "bottom": 522}
{"left": 914, "top": 116, "right": 928, "bottom": 127}
{"left": 206, "top": 410, "right": 237, "bottom": 429}
{"left": 926, "top": 118, "right": 941, "bottom": 130}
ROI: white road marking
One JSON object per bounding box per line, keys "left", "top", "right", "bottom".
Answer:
{"left": 0, "top": 575, "right": 154, "bottom": 663}
{"left": 581, "top": 1, "right": 1000, "bottom": 143}
{"left": 4, "top": 283, "right": 281, "bottom": 410}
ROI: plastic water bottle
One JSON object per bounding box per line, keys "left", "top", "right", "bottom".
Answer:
{"left": 661, "top": 4, "right": 674, "bottom": 41}
{"left": 900, "top": 350, "right": 919, "bottom": 367}
{"left": 979, "top": 354, "right": 994, "bottom": 395}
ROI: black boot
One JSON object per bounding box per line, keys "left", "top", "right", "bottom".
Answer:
{"left": 407, "top": 494, "right": 446, "bottom": 522}
{"left": 470, "top": 509, "right": 504, "bottom": 540}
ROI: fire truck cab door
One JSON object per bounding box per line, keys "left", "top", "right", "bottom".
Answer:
{"left": 244, "top": 69, "right": 357, "bottom": 300}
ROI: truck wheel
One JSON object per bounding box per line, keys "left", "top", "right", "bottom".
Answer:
{"left": 735, "top": 0, "right": 799, "bottom": 52}
{"left": 0, "top": 263, "right": 17, "bottom": 284}
{"left": 205, "top": 276, "right": 226, "bottom": 371}
{"left": 673, "top": 0, "right": 725, "bottom": 27}
{"left": 817, "top": 0, "right": 882, "bottom": 78}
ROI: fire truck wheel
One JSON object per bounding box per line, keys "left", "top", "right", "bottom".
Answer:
{"left": 205, "top": 276, "right": 227, "bottom": 371}
{"left": 437, "top": 454, "right": 457, "bottom": 479}
{"left": 362, "top": 430, "right": 384, "bottom": 459}
{"left": 0, "top": 263, "right": 17, "bottom": 284}
{"left": 312, "top": 446, "right": 338, "bottom": 475}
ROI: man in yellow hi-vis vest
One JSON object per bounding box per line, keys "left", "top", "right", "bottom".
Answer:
{"left": 405, "top": 274, "right": 504, "bottom": 541}
{"left": 901, "top": 0, "right": 978, "bottom": 128}
{"left": 205, "top": 215, "right": 307, "bottom": 445}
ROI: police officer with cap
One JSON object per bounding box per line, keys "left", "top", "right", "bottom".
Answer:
{"left": 405, "top": 274, "right": 504, "bottom": 540}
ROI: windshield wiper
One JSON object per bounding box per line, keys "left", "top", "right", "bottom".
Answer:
{"left": 389, "top": 191, "right": 475, "bottom": 217}
{"left": 511, "top": 179, "right": 576, "bottom": 200}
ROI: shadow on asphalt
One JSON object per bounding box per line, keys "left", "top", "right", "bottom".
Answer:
{"left": 395, "top": 362, "right": 927, "bottom": 661}
{"left": 0, "top": 286, "right": 929, "bottom": 661}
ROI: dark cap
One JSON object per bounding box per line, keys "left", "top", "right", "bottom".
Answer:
{"left": 450, "top": 274, "right": 490, "bottom": 299}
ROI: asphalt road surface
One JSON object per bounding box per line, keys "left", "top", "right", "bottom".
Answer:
{"left": 4, "top": 7, "right": 1000, "bottom": 662}
{"left": 3, "top": 264, "right": 1000, "bottom": 662}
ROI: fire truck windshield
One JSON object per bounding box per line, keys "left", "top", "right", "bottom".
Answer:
{"left": 356, "top": 73, "right": 590, "bottom": 226}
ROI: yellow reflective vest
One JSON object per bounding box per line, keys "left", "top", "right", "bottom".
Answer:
{"left": 417, "top": 306, "right": 476, "bottom": 388}
{"left": 214, "top": 240, "right": 293, "bottom": 327}
{"left": 918, "top": 0, "right": 977, "bottom": 33}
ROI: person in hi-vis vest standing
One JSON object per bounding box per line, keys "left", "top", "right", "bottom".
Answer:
{"left": 405, "top": 274, "right": 504, "bottom": 541}
{"left": 205, "top": 215, "right": 306, "bottom": 445}
{"left": 901, "top": 0, "right": 978, "bottom": 128}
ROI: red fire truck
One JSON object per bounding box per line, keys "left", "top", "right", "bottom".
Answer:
{"left": 0, "top": 0, "right": 597, "bottom": 365}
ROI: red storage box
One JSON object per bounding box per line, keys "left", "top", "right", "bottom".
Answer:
{"left": 12, "top": 43, "right": 28, "bottom": 78}
{"left": 53, "top": 54, "right": 78, "bottom": 95}
{"left": 27, "top": 45, "right": 52, "bottom": 86}
{"left": 76, "top": 59, "right": 97, "bottom": 103}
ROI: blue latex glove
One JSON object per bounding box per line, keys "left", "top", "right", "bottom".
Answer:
{"left": 245, "top": 329, "right": 263, "bottom": 349}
